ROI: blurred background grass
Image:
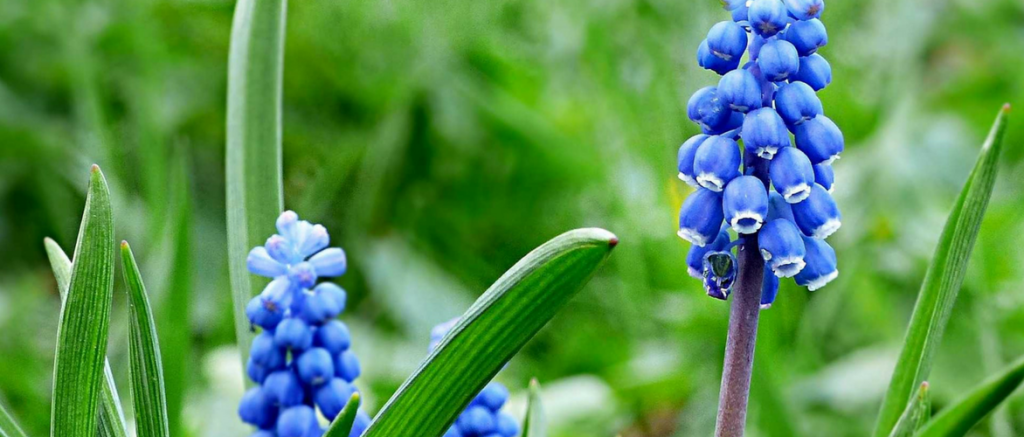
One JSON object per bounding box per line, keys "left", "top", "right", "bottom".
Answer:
{"left": 2, "top": 0, "right": 1024, "bottom": 436}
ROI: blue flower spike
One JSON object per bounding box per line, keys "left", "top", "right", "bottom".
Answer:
{"left": 678, "top": 0, "right": 840, "bottom": 305}
{"left": 239, "top": 211, "right": 367, "bottom": 437}
{"left": 431, "top": 320, "right": 521, "bottom": 437}
{"left": 694, "top": 135, "right": 742, "bottom": 191}
{"left": 748, "top": 0, "right": 789, "bottom": 37}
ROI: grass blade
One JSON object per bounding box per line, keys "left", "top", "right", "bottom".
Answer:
{"left": 872, "top": 105, "right": 1011, "bottom": 437}
{"left": 50, "top": 165, "right": 116, "bottom": 437}
{"left": 226, "top": 0, "right": 286, "bottom": 367}
{"left": 364, "top": 228, "right": 618, "bottom": 437}
{"left": 914, "top": 356, "right": 1024, "bottom": 437}
{"left": 323, "top": 393, "right": 361, "bottom": 437}
{"left": 44, "top": 239, "right": 128, "bottom": 437}
{"left": 889, "top": 382, "right": 931, "bottom": 437}
{"left": 522, "top": 379, "right": 547, "bottom": 437}
{"left": 0, "top": 401, "right": 28, "bottom": 437}
{"left": 121, "top": 242, "right": 170, "bottom": 437}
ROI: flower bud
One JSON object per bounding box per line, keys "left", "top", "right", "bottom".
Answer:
{"left": 791, "top": 183, "right": 841, "bottom": 238}
{"left": 701, "top": 111, "right": 745, "bottom": 135}
{"left": 794, "top": 54, "right": 832, "bottom": 91}
{"left": 335, "top": 350, "right": 362, "bottom": 382}
{"left": 814, "top": 162, "right": 835, "bottom": 192}
{"left": 263, "top": 370, "right": 305, "bottom": 407}
{"left": 687, "top": 86, "right": 731, "bottom": 132}
{"left": 748, "top": 0, "right": 788, "bottom": 37}
{"left": 297, "top": 348, "right": 335, "bottom": 387}
{"left": 687, "top": 228, "right": 730, "bottom": 278}
{"left": 718, "top": 69, "right": 764, "bottom": 113}
{"left": 783, "top": 0, "right": 824, "bottom": 21}
{"left": 794, "top": 114, "right": 843, "bottom": 164}
{"left": 474, "top": 383, "right": 511, "bottom": 411}
{"left": 298, "top": 284, "right": 343, "bottom": 324}
{"left": 759, "top": 264, "right": 781, "bottom": 309}
{"left": 774, "top": 81, "right": 823, "bottom": 127}
{"left": 276, "top": 405, "right": 318, "bottom": 437}
{"left": 744, "top": 62, "right": 778, "bottom": 108}
{"left": 769, "top": 147, "right": 815, "bottom": 203}
{"left": 795, "top": 235, "right": 838, "bottom": 290}
{"left": 251, "top": 332, "right": 286, "bottom": 370}
{"left": 239, "top": 387, "right": 278, "bottom": 429}
{"left": 315, "top": 378, "right": 357, "bottom": 420}
{"left": 757, "top": 39, "right": 799, "bottom": 81}
{"left": 314, "top": 320, "right": 352, "bottom": 354}
{"left": 723, "top": 176, "right": 769, "bottom": 234}
{"left": 767, "top": 192, "right": 795, "bottom": 222}
{"left": 741, "top": 108, "right": 790, "bottom": 160}
{"left": 703, "top": 250, "right": 738, "bottom": 300}
{"left": 758, "top": 219, "right": 807, "bottom": 277}
{"left": 694, "top": 136, "right": 742, "bottom": 191}
{"left": 274, "top": 318, "right": 313, "bottom": 351}
{"left": 497, "top": 413, "right": 520, "bottom": 437}
{"left": 698, "top": 40, "right": 742, "bottom": 75}
{"left": 457, "top": 406, "right": 497, "bottom": 435}
{"left": 677, "top": 134, "right": 710, "bottom": 187}
{"left": 309, "top": 247, "right": 347, "bottom": 277}
{"left": 707, "top": 21, "right": 748, "bottom": 61}
{"left": 748, "top": 35, "right": 767, "bottom": 61}
{"left": 678, "top": 188, "right": 725, "bottom": 247}
{"left": 782, "top": 18, "right": 828, "bottom": 55}
{"left": 247, "top": 247, "right": 287, "bottom": 278}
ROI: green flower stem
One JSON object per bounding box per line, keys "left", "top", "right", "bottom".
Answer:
{"left": 715, "top": 237, "right": 764, "bottom": 437}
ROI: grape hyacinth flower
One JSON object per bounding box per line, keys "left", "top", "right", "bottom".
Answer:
{"left": 676, "top": 2, "right": 842, "bottom": 434}
{"left": 240, "top": 211, "right": 371, "bottom": 437}
{"left": 430, "top": 320, "right": 520, "bottom": 437}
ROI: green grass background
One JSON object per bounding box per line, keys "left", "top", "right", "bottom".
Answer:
{"left": 1, "top": 0, "right": 1023, "bottom": 436}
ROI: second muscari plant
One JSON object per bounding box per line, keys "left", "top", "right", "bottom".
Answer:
{"left": 677, "top": 0, "right": 838, "bottom": 434}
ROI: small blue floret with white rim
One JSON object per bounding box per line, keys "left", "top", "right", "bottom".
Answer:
{"left": 675, "top": 0, "right": 842, "bottom": 306}
{"left": 239, "top": 211, "right": 371, "bottom": 437}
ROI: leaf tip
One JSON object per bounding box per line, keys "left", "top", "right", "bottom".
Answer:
{"left": 91, "top": 163, "right": 100, "bottom": 173}
{"left": 350, "top": 392, "right": 360, "bottom": 403}
{"left": 608, "top": 236, "right": 619, "bottom": 248}
{"left": 121, "top": 240, "right": 130, "bottom": 250}
{"left": 1002, "top": 103, "right": 1011, "bottom": 114}
{"left": 529, "top": 378, "right": 540, "bottom": 389}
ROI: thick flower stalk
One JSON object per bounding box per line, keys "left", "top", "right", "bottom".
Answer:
{"left": 678, "top": 0, "right": 840, "bottom": 435}
{"left": 238, "top": 211, "right": 370, "bottom": 437}
{"left": 430, "top": 319, "right": 520, "bottom": 437}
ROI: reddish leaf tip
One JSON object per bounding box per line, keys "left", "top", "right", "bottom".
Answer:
{"left": 91, "top": 164, "right": 100, "bottom": 173}
{"left": 1002, "top": 103, "right": 1011, "bottom": 113}
{"left": 609, "top": 237, "right": 619, "bottom": 248}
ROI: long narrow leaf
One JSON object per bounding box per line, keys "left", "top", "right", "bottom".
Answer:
{"left": 0, "top": 401, "right": 28, "bottom": 437}
{"left": 889, "top": 382, "right": 931, "bottom": 437}
{"left": 44, "top": 239, "right": 128, "bottom": 437}
{"left": 914, "top": 356, "right": 1024, "bottom": 437}
{"left": 522, "top": 379, "right": 546, "bottom": 437}
{"left": 323, "top": 394, "right": 361, "bottom": 437}
{"left": 364, "top": 228, "right": 618, "bottom": 437}
{"left": 121, "top": 242, "right": 170, "bottom": 437}
{"left": 225, "top": 0, "right": 286, "bottom": 367}
{"left": 50, "top": 165, "right": 116, "bottom": 437}
{"left": 872, "top": 105, "right": 1011, "bottom": 437}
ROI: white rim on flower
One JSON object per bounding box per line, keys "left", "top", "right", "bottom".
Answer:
{"left": 687, "top": 266, "right": 703, "bottom": 279}
{"left": 804, "top": 269, "right": 838, "bottom": 291}
{"left": 812, "top": 218, "right": 841, "bottom": 239}
{"left": 696, "top": 173, "right": 726, "bottom": 192}
{"left": 822, "top": 154, "right": 840, "bottom": 166}
{"left": 760, "top": 248, "right": 773, "bottom": 261}
{"left": 782, "top": 183, "right": 811, "bottom": 204}
{"left": 730, "top": 211, "right": 764, "bottom": 234}
{"left": 678, "top": 172, "right": 698, "bottom": 187}
{"left": 770, "top": 256, "right": 806, "bottom": 278}
{"left": 756, "top": 146, "right": 778, "bottom": 160}
{"left": 678, "top": 228, "right": 710, "bottom": 247}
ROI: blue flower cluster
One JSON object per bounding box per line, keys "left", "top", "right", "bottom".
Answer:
{"left": 678, "top": 0, "right": 840, "bottom": 306}
{"left": 430, "top": 320, "right": 520, "bottom": 437}
{"left": 239, "top": 211, "right": 370, "bottom": 437}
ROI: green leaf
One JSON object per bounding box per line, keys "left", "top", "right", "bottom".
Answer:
{"left": 226, "top": 0, "right": 286, "bottom": 369}
{"left": 914, "top": 356, "right": 1024, "bottom": 437}
{"left": 50, "top": 165, "right": 117, "bottom": 437}
{"left": 44, "top": 239, "right": 128, "bottom": 437}
{"left": 889, "top": 382, "right": 931, "bottom": 437}
{"left": 323, "top": 393, "right": 362, "bottom": 437}
{"left": 0, "top": 400, "right": 28, "bottom": 437}
{"left": 522, "top": 379, "right": 546, "bottom": 437}
{"left": 120, "top": 242, "right": 170, "bottom": 437}
{"left": 364, "top": 228, "right": 618, "bottom": 437}
{"left": 872, "top": 105, "right": 1011, "bottom": 437}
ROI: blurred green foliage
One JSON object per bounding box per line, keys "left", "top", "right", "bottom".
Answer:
{"left": 1, "top": 0, "right": 1023, "bottom": 436}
